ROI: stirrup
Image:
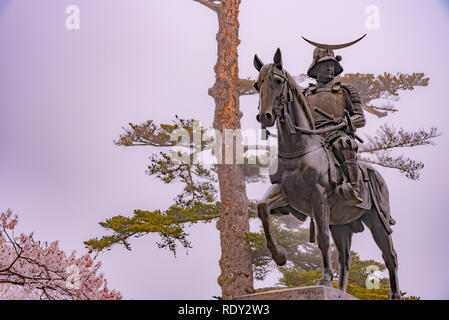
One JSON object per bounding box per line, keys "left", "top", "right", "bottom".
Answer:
{"left": 352, "top": 185, "right": 363, "bottom": 203}
{"left": 336, "top": 182, "right": 362, "bottom": 204}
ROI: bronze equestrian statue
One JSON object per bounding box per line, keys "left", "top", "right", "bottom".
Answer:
{"left": 253, "top": 36, "right": 400, "bottom": 299}
{"left": 303, "top": 35, "right": 367, "bottom": 204}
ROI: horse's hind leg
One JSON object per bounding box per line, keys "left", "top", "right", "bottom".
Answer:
{"left": 330, "top": 224, "right": 353, "bottom": 292}
{"left": 257, "top": 184, "right": 288, "bottom": 266}
{"left": 362, "top": 210, "right": 400, "bottom": 300}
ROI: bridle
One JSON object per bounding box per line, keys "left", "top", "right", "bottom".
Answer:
{"left": 258, "top": 69, "right": 346, "bottom": 138}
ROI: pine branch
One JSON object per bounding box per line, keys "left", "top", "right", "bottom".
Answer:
{"left": 114, "top": 120, "right": 175, "bottom": 147}
{"left": 147, "top": 152, "right": 218, "bottom": 207}
{"left": 84, "top": 203, "right": 221, "bottom": 255}
{"left": 338, "top": 72, "right": 429, "bottom": 117}
{"left": 359, "top": 124, "right": 440, "bottom": 153}
{"left": 359, "top": 153, "right": 424, "bottom": 181}
{"left": 358, "top": 124, "right": 440, "bottom": 180}
{"left": 85, "top": 150, "right": 220, "bottom": 255}
{"left": 114, "top": 117, "right": 208, "bottom": 149}
{"left": 237, "top": 72, "right": 430, "bottom": 118}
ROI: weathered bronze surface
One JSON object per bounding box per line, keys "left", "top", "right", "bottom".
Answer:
{"left": 253, "top": 42, "right": 400, "bottom": 299}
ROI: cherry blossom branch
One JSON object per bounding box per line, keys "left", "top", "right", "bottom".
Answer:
{"left": 1, "top": 209, "right": 121, "bottom": 300}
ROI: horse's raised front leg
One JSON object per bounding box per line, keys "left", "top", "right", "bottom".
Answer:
{"left": 330, "top": 223, "right": 353, "bottom": 291}
{"left": 312, "top": 185, "right": 333, "bottom": 286}
{"left": 257, "top": 184, "right": 289, "bottom": 266}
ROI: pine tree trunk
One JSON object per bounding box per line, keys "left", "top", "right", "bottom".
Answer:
{"left": 207, "top": 0, "right": 254, "bottom": 299}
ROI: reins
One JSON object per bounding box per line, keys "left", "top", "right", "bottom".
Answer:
{"left": 262, "top": 70, "right": 346, "bottom": 137}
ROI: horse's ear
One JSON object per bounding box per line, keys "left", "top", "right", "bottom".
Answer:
{"left": 254, "top": 54, "right": 264, "bottom": 72}
{"left": 273, "top": 48, "right": 283, "bottom": 70}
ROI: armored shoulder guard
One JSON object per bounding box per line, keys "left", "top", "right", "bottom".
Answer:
{"left": 303, "top": 83, "right": 317, "bottom": 98}
{"left": 341, "top": 83, "right": 361, "bottom": 104}
{"left": 301, "top": 87, "right": 308, "bottom": 95}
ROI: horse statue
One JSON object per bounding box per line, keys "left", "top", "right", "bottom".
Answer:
{"left": 253, "top": 48, "right": 401, "bottom": 299}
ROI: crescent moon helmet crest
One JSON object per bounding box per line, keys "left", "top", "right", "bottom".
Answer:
{"left": 301, "top": 34, "right": 367, "bottom": 50}
{"left": 301, "top": 34, "right": 366, "bottom": 79}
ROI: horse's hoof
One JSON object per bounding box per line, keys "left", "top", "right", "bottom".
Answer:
{"left": 389, "top": 292, "right": 401, "bottom": 300}
{"left": 273, "top": 248, "right": 287, "bottom": 266}
{"left": 317, "top": 278, "right": 332, "bottom": 287}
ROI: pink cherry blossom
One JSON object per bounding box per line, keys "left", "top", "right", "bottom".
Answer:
{"left": 0, "top": 209, "right": 122, "bottom": 300}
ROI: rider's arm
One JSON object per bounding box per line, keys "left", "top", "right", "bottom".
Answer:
{"left": 342, "top": 85, "right": 366, "bottom": 129}
{"left": 351, "top": 102, "right": 366, "bottom": 129}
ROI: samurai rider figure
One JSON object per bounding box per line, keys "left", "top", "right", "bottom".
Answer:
{"left": 302, "top": 38, "right": 366, "bottom": 203}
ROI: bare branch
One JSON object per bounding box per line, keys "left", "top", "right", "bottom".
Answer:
{"left": 362, "top": 105, "right": 398, "bottom": 118}
{"left": 193, "top": 0, "right": 220, "bottom": 12}
{"left": 237, "top": 78, "right": 257, "bottom": 96}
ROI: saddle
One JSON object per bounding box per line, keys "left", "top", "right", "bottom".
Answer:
{"left": 322, "top": 142, "right": 396, "bottom": 234}
{"left": 322, "top": 143, "right": 370, "bottom": 209}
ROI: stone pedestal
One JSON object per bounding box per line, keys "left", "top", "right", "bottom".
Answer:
{"left": 233, "top": 286, "right": 358, "bottom": 300}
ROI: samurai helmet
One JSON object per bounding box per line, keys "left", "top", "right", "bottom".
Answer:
{"left": 302, "top": 34, "right": 366, "bottom": 79}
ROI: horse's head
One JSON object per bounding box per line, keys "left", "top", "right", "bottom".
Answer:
{"left": 253, "top": 48, "right": 287, "bottom": 128}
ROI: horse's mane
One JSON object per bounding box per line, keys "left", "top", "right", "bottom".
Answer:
{"left": 258, "top": 64, "right": 315, "bottom": 130}
{"left": 282, "top": 69, "right": 316, "bottom": 130}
